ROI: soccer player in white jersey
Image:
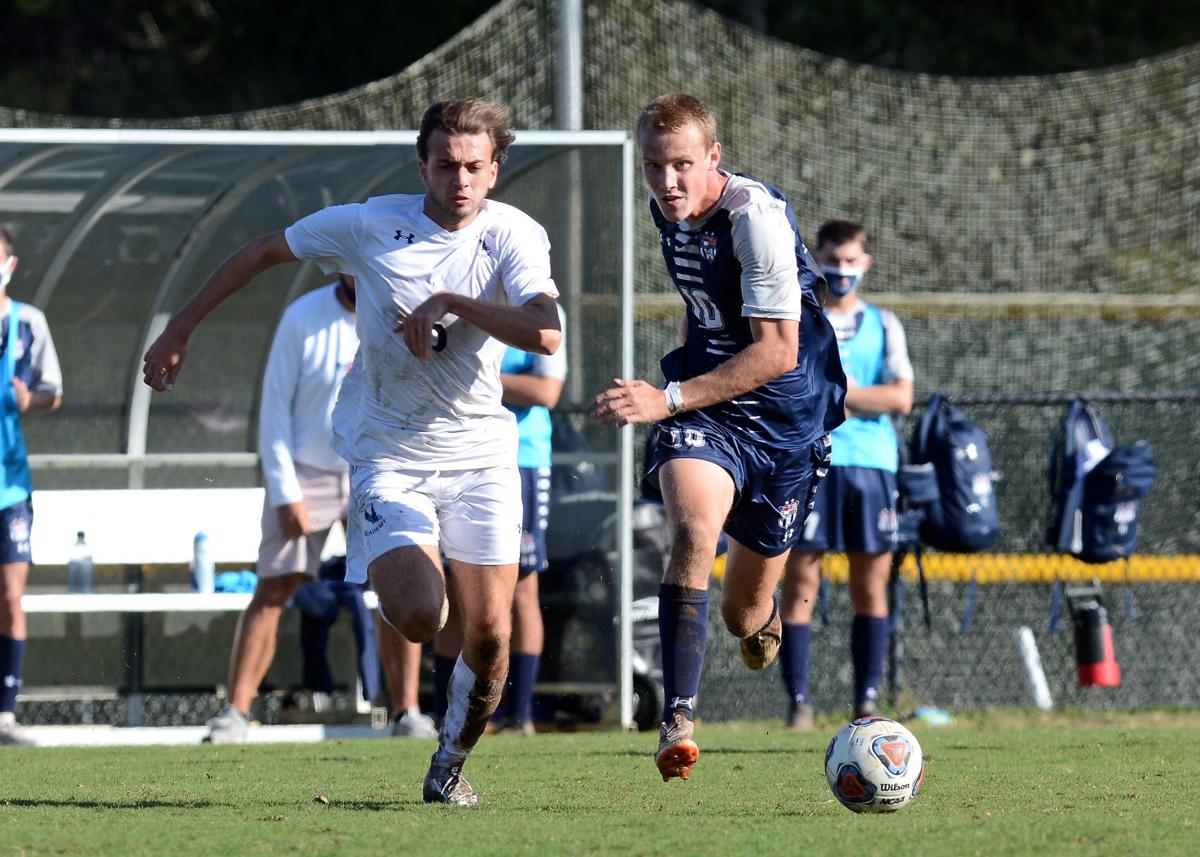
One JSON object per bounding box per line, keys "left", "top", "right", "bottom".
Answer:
{"left": 143, "top": 99, "right": 562, "bottom": 805}
{"left": 595, "top": 95, "right": 845, "bottom": 782}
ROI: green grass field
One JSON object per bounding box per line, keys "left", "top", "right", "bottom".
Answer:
{"left": 3, "top": 711, "right": 1197, "bottom": 856}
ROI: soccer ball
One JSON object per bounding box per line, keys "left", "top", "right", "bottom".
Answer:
{"left": 824, "top": 716, "right": 925, "bottom": 813}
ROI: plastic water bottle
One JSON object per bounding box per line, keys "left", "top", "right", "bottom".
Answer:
{"left": 66, "top": 531, "right": 95, "bottom": 594}
{"left": 191, "top": 531, "right": 215, "bottom": 593}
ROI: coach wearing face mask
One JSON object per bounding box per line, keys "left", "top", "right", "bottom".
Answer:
{"left": 776, "top": 219, "right": 915, "bottom": 731}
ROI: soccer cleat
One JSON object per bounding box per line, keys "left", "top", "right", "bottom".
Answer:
{"left": 423, "top": 757, "right": 481, "bottom": 806}
{"left": 203, "top": 704, "right": 249, "bottom": 745}
{"left": 655, "top": 710, "right": 700, "bottom": 782}
{"left": 786, "top": 700, "right": 815, "bottom": 732}
{"left": 496, "top": 717, "right": 536, "bottom": 737}
{"left": 391, "top": 708, "right": 438, "bottom": 739}
{"left": 739, "top": 599, "right": 782, "bottom": 670}
{"left": 0, "top": 721, "right": 35, "bottom": 747}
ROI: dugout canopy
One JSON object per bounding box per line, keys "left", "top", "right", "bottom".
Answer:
{"left": 0, "top": 129, "right": 633, "bottom": 490}
{"left": 0, "top": 128, "right": 641, "bottom": 727}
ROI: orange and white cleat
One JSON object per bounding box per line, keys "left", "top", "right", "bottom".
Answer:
{"left": 655, "top": 710, "right": 700, "bottom": 782}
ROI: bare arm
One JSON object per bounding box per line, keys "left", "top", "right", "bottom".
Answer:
{"left": 11, "top": 378, "right": 61, "bottom": 414}
{"left": 502, "top": 373, "right": 564, "bottom": 409}
{"left": 593, "top": 316, "right": 798, "bottom": 426}
{"left": 845, "top": 377, "right": 914, "bottom": 417}
{"left": 142, "top": 232, "right": 297, "bottom": 390}
{"left": 398, "top": 291, "right": 562, "bottom": 359}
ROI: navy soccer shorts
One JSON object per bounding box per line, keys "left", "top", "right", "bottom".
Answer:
{"left": 643, "top": 418, "right": 831, "bottom": 558}
{"left": 518, "top": 465, "right": 551, "bottom": 576}
{"left": 794, "top": 465, "right": 899, "bottom": 554}
{"left": 0, "top": 497, "right": 33, "bottom": 564}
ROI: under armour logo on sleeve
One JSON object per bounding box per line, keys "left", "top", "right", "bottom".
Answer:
{"left": 394, "top": 229, "right": 415, "bottom": 244}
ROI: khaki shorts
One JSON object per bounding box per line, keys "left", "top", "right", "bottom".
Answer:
{"left": 257, "top": 463, "right": 350, "bottom": 579}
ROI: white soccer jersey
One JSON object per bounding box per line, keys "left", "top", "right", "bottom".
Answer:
{"left": 284, "top": 195, "right": 559, "bottom": 472}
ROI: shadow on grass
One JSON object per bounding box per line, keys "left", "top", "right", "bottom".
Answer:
{"left": 594, "top": 746, "right": 806, "bottom": 758}
{"left": 2, "top": 796, "right": 421, "bottom": 813}
{"left": 0, "top": 798, "right": 232, "bottom": 811}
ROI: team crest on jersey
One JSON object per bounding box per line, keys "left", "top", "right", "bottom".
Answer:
{"left": 362, "top": 500, "right": 386, "bottom": 536}
{"left": 8, "top": 517, "right": 29, "bottom": 545}
{"left": 699, "top": 233, "right": 718, "bottom": 261}
{"left": 779, "top": 498, "right": 799, "bottom": 531}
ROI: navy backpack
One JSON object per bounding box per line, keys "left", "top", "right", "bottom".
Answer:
{"left": 907, "top": 394, "right": 1000, "bottom": 552}
{"left": 1047, "top": 398, "right": 1157, "bottom": 563}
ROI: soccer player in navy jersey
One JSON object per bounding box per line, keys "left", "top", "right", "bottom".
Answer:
{"left": 780, "top": 220, "right": 914, "bottom": 730}
{"left": 594, "top": 94, "right": 846, "bottom": 782}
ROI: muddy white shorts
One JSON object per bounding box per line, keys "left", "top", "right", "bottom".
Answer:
{"left": 345, "top": 463, "right": 523, "bottom": 583}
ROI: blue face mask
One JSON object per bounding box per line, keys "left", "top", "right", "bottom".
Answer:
{"left": 821, "top": 265, "right": 864, "bottom": 298}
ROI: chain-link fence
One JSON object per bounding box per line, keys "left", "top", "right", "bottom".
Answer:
{"left": 696, "top": 393, "right": 1200, "bottom": 721}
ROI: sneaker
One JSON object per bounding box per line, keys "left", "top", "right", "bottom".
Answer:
{"left": 739, "top": 598, "right": 782, "bottom": 670}
{"left": 0, "top": 720, "right": 35, "bottom": 747}
{"left": 496, "top": 717, "right": 536, "bottom": 737}
{"left": 786, "top": 700, "right": 815, "bottom": 732}
{"left": 204, "top": 705, "right": 249, "bottom": 744}
{"left": 655, "top": 710, "right": 700, "bottom": 782}
{"left": 855, "top": 697, "right": 880, "bottom": 719}
{"left": 392, "top": 708, "right": 438, "bottom": 739}
{"left": 423, "top": 757, "right": 481, "bottom": 806}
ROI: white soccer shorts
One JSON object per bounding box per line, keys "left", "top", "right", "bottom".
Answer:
{"left": 344, "top": 463, "right": 523, "bottom": 583}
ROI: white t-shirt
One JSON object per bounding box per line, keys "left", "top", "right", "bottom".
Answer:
{"left": 284, "top": 194, "right": 559, "bottom": 472}
{"left": 258, "top": 283, "right": 357, "bottom": 507}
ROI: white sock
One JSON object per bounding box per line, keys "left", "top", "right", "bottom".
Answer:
{"left": 434, "top": 655, "right": 504, "bottom": 768}
{"left": 0, "top": 711, "right": 15, "bottom": 727}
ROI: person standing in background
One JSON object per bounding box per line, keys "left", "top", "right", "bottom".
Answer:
{"left": 779, "top": 220, "right": 913, "bottom": 729}
{"left": 0, "top": 226, "right": 63, "bottom": 747}
{"left": 204, "top": 274, "right": 434, "bottom": 742}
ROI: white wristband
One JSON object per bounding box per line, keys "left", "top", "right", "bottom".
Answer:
{"left": 664, "top": 381, "right": 686, "bottom": 416}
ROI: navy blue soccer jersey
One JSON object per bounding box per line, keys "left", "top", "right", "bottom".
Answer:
{"left": 652, "top": 173, "right": 846, "bottom": 450}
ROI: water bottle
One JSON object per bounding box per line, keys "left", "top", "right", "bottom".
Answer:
{"left": 191, "top": 531, "right": 215, "bottom": 593}
{"left": 66, "top": 531, "right": 95, "bottom": 594}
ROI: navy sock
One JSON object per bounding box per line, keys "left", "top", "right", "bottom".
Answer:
{"left": 0, "top": 635, "right": 25, "bottom": 714}
{"left": 507, "top": 652, "right": 540, "bottom": 723}
{"left": 658, "top": 584, "right": 709, "bottom": 722}
{"left": 432, "top": 654, "right": 457, "bottom": 721}
{"left": 851, "top": 615, "right": 889, "bottom": 711}
{"left": 780, "top": 622, "right": 812, "bottom": 704}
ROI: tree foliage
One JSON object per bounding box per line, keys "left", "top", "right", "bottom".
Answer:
{"left": 699, "top": 0, "right": 1200, "bottom": 76}
{"left": 2, "top": 0, "right": 1199, "bottom": 117}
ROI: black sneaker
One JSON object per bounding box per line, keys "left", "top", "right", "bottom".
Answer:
{"left": 422, "top": 756, "right": 481, "bottom": 806}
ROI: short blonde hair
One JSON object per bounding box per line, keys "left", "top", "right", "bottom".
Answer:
{"left": 636, "top": 94, "right": 718, "bottom": 148}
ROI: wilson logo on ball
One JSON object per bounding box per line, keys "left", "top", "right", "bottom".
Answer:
{"left": 871, "top": 735, "right": 912, "bottom": 776}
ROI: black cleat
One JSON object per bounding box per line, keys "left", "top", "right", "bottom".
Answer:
{"left": 423, "top": 757, "right": 481, "bottom": 806}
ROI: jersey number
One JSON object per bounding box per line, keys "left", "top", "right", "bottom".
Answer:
{"left": 680, "top": 287, "right": 725, "bottom": 331}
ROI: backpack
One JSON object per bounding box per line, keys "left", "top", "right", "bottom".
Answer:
{"left": 907, "top": 394, "right": 1000, "bottom": 552}
{"left": 1047, "top": 398, "right": 1157, "bottom": 563}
